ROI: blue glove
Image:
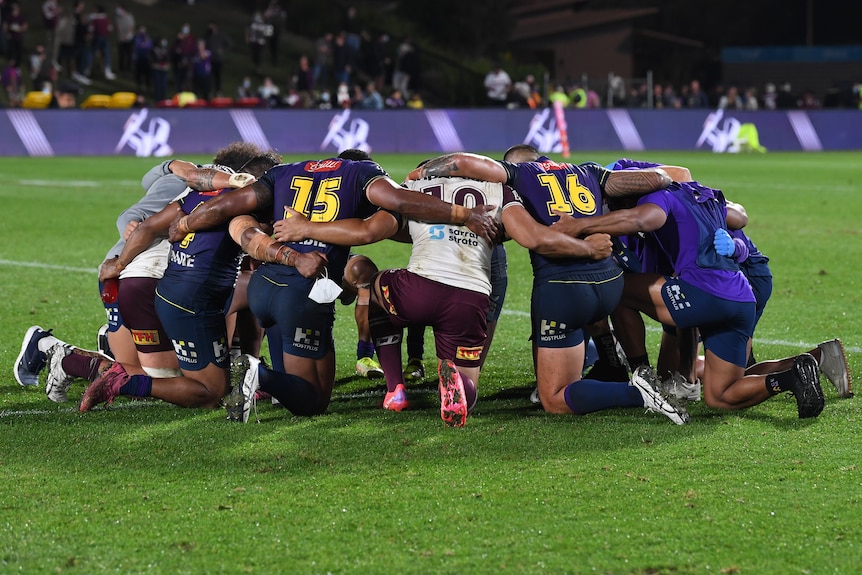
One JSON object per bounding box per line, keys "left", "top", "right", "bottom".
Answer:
{"left": 714, "top": 228, "right": 735, "bottom": 257}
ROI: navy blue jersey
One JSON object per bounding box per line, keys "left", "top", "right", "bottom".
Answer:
{"left": 160, "top": 188, "right": 242, "bottom": 308}
{"left": 257, "top": 158, "right": 387, "bottom": 281}
{"left": 500, "top": 156, "right": 616, "bottom": 278}
{"left": 730, "top": 229, "right": 771, "bottom": 273}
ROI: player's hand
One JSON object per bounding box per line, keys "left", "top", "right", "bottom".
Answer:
{"left": 551, "top": 210, "right": 585, "bottom": 237}
{"left": 584, "top": 233, "right": 613, "bottom": 260}
{"left": 294, "top": 251, "right": 328, "bottom": 279}
{"left": 465, "top": 204, "right": 500, "bottom": 246}
{"left": 713, "top": 228, "right": 735, "bottom": 257}
{"left": 228, "top": 172, "right": 256, "bottom": 188}
{"left": 167, "top": 212, "right": 186, "bottom": 242}
{"left": 406, "top": 167, "right": 423, "bottom": 180}
{"left": 123, "top": 220, "right": 140, "bottom": 240}
{"left": 272, "top": 207, "right": 310, "bottom": 242}
{"left": 99, "top": 257, "right": 123, "bottom": 281}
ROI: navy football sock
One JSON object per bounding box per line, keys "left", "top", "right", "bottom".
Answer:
{"left": 119, "top": 374, "right": 153, "bottom": 397}
{"left": 258, "top": 365, "right": 321, "bottom": 416}
{"left": 563, "top": 378, "right": 642, "bottom": 415}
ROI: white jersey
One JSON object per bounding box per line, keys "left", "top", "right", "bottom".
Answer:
{"left": 403, "top": 177, "right": 520, "bottom": 295}
{"left": 119, "top": 239, "right": 169, "bottom": 280}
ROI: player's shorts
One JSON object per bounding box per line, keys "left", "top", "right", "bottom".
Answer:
{"left": 742, "top": 268, "right": 773, "bottom": 327}
{"left": 660, "top": 277, "right": 756, "bottom": 367}
{"left": 247, "top": 264, "right": 335, "bottom": 360}
{"left": 377, "top": 269, "right": 489, "bottom": 367}
{"left": 487, "top": 244, "right": 508, "bottom": 323}
{"left": 117, "top": 277, "right": 174, "bottom": 353}
{"left": 532, "top": 267, "right": 624, "bottom": 349}
{"left": 154, "top": 289, "right": 230, "bottom": 371}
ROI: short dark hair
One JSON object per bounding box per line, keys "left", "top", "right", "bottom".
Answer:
{"left": 337, "top": 148, "right": 372, "bottom": 161}
{"left": 502, "top": 144, "right": 539, "bottom": 163}
{"left": 240, "top": 152, "right": 282, "bottom": 178}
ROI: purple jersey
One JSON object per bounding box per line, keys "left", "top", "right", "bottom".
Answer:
{"left": 160, "top": 188, "right": 243, "bottom": 308}
{"left": 257, "top": 158, "right": 387, "bottom": 279}
{"left": 500, "top": 156, "right": 616, "bottom": 277}
{"left": 638, "top": 190, "right": 755, "bottom": 303}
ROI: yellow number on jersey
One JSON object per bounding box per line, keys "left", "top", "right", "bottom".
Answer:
{"left": 538, "top": 173, "right": 597, "bottom": 216}
{"left": 286, "top": 176, "right": 342, "bottom": 222}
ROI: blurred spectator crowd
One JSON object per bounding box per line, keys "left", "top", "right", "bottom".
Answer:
{"left": 1, "top": 0, "right": 860, "bottom": 111}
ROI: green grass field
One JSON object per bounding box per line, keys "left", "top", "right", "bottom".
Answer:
{"left": 1, "top": 152, "right": 860, "bottom": 574}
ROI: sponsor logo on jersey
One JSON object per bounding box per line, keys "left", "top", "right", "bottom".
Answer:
{"left": 456, "top": 346, "right": 483, "bottom": 361}
{"left": 172, "top": 339, "right": 198, "bottom": 363}
{"left": 664, "top": 283, "right": 691, "bottom": 311}
{"left": 132, "top": 329, "right": 161, "bottom": 346}
{"left": 374, "top": 334, "right": 401, "bottom": 347}
{"left": 537, "top": 159, "right": 566, "bottom": 171}
{"left": 381, "top": 285, "right": 397, "bottom": 315}
{"left": 539, "top": 319, "right": 567, "bottom": 341}
{"left": 212, "top": 337, "right": 229, "bottom": 364}
{"left": 170, "top": 250, "right": 196, "bottom": 267}
{"left": 448, "top": 228, "right": 479, "bottom": 246}
{"left": 293, "top": 327, "right": 321, "bottom": 351}
{"left": 304, "top": 159, "right": 342, "bottom": 173}
{"left": 429, "top": 225, "right": 445, "bottom": 240}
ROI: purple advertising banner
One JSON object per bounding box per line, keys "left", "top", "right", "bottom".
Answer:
{"left": 2, "top": 107, "right": 861, "bottom": 157}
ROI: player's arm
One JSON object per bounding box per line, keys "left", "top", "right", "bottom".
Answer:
{"left": 604, "top": 169, "right": 672, "bottom": 198}
{"left": 273, "top": 207, "right": 400, "bottom": 246}
{"left": 100, "top": 201, "right": 182, "bottom": 281}
{"left": 658, "top": 165, "right": 692, "bottom": 182}
{"left": 167, "top": 160, "right": 256, "bottom": 191}
{"left": 552, "top": 203, "right": 669, "bottom": 237}
{"left": 228, "top": 215, "right": 327, "bottom": 279}
{"left": 169, "top": 180, "right": 272, "bottom": 241}
{"left": 502, "top": 204, "right": 612, "bottom": 260}
{"left": 725, "top": 200, "right": 748, "bottom": 230}
{"left": 610, "top": 159, "right": 690, "bottom": 182}
{"left": 406, "top": 153, "right": 508, "bottom": 183}
{"left": 365, "top": 176, "right": 499, "bottom": 244}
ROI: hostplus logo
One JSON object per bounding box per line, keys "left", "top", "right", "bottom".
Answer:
{"left": 664, "top": 284, "right": 691, "bottom": 311}
{"left": 172, "top": 339, "right": 198, "bottom": 364}
{"left": 212, "top": 337, "right": 228, "bottom": 364}
{"left": 539, "top": 319, "right": 567, "bottom": 341}
{"left": 294, "top": 327, "right": 321, "bottom": 352}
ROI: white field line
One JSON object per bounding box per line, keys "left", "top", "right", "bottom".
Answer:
{"left": 15, "top": 179, "right": 140, "bottom": 187}
{"left": 0, "top": 259, "right": 97, "bottom": 274}
{"left": 498, "top": 311, "right": 861, "bottom": 352}
{"left": 1, "top": 257, "right": 858, "bottom": 359}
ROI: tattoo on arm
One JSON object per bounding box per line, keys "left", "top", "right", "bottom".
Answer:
{"left": 186, "top": 168, "right": 217, "bottom": 191}
{"left": 421, "top": 156, "right": 460, "bottom": 178}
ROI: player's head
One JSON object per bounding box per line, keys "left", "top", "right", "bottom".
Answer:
{"left": 503, "top": 144, "right": 540, "bottom": 163}
{"left": 343, "top": 254, "right": 379, "bottom": 292}
{"left": 212, "top": 142, "right": 266, "bottom": 172}
{"left": 238, "top": 152, "right": 282, "bottom": 178}
{"left": 338, "top": 148, "right": 372, "bottom": 161}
